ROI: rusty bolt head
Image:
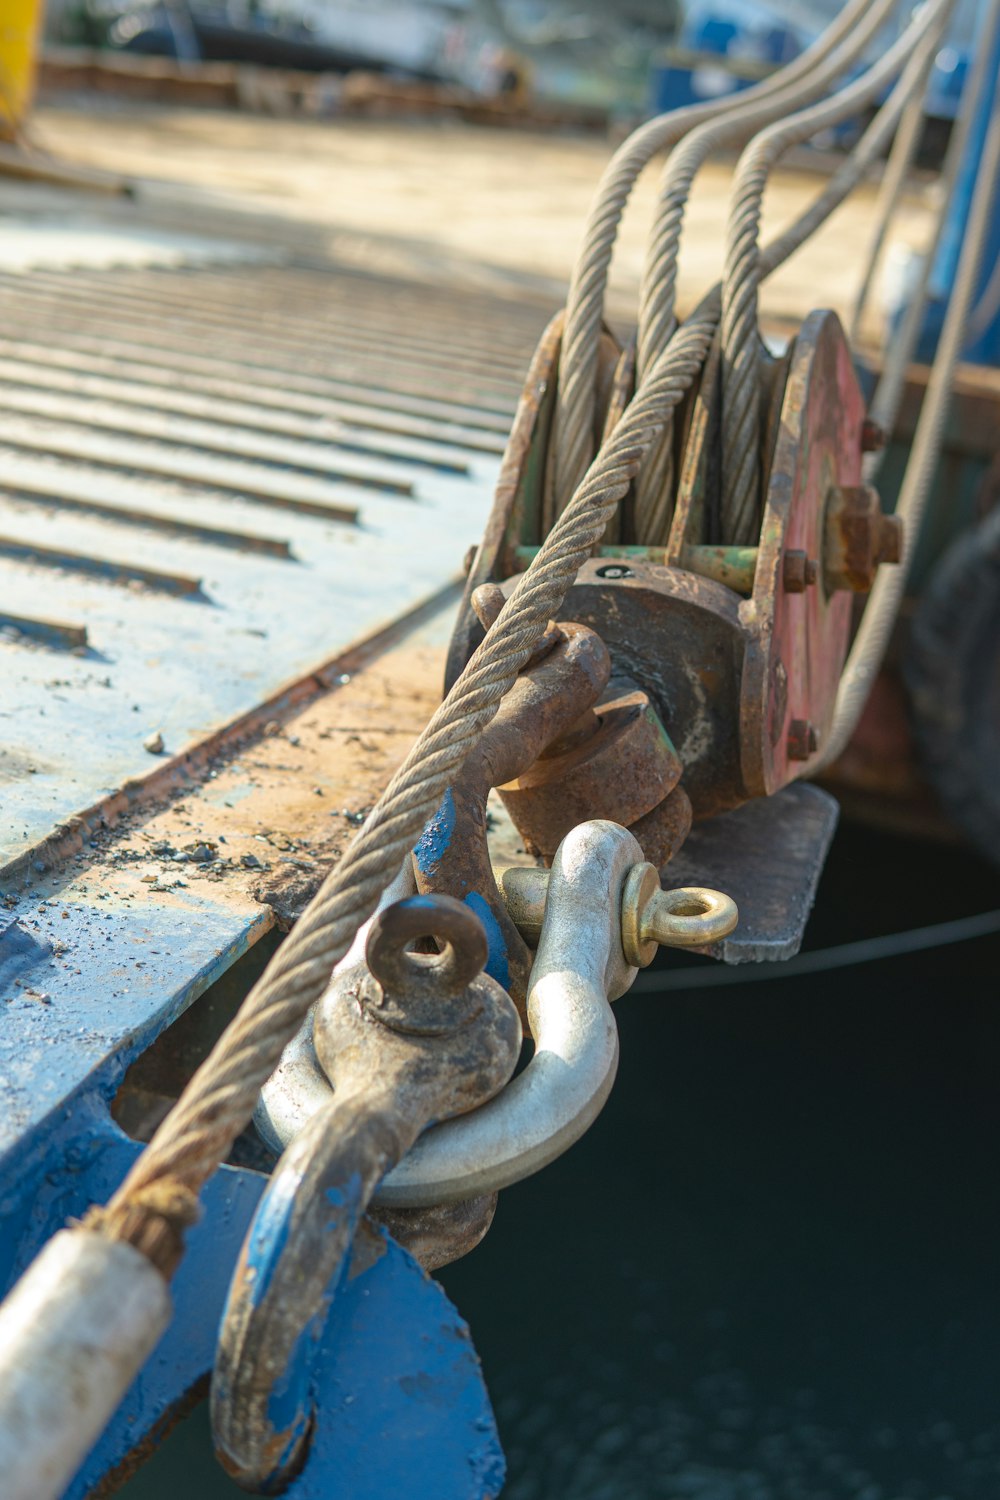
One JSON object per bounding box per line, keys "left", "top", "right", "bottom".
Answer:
{"left": 823, "top": 483, "right": 900, "bottom": 593}
{"left": 787, "top": 718, "right": 818, "bottom": 761}
{"left": 860, "top": 418, "right": 886, "bottom": 453}
{"left": 782, "top": 550, "right": 818, "bottom": 593}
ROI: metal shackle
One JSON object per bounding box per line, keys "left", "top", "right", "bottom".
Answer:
{"left": 253, "top": 822, "right": 738, "bottom": 1211}
{"left": 374, "top": 819, "right": 640, "bottom": 1206}
{"left": 256, "top": 822, "right": 645, "bottom": 1208}
{"left": 212, "top": 895, "right": 521, "bottom": 1495}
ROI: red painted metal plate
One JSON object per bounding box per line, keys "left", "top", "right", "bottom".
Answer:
{"left": 739, "top": 311, "right": 864, "bottom": 797}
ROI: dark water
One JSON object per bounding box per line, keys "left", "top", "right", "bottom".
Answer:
{"left": 126, "top": 821, "right": 1000, "bottom": 1499}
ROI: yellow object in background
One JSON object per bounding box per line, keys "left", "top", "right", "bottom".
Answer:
{"left": 0, "top": 0, "right": 43, "bottom": 138}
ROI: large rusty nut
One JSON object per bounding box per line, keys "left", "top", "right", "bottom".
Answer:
{"left": 628, "top": 783, "right": 693, "bottom": 873}
{"left": 497, "top": 691, "right": 682, "bottom": 863}
{"left": 823, "top": 484, "right": 903, "bottom": 593}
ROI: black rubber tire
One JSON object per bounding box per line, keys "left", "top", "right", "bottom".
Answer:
{"left": 904, "top": 506, "right": 1000, "bottom": 865}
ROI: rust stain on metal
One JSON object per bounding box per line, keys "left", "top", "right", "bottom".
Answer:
{"left": 445, "top": 310, "right": 564, "bottom": 690}
{"left": 548, "top": 561, "right": 747, "bottom": 818}
{"left": 628, "top": 783, "right": 693, "bottom": 872}
{"left": 667, "top": 332, "right": 723, "bottom": 558}
{"left": 212, "top": 896, "right": 521, "bottom": 1491}
{"left": 61, "top": 628, "right": 451, "bottom": 944}
{"left": 823, "top": 483, "right": 903, "bottom": 594}
{"left": 739, "top": 311, "right": 866, "bottom": 798}
{"left": 781, "top": 549, "right": 818, "bottom": 593}
{"left": 596, "top": 333, "right": 635, "bottom": 547}
{"left": 499, "top": 685, "right": 684, "bottom": 864}
{"left": 372, "top": 1195, "right": 498, "bottom": 1272}
{"left": 416, "top": 622, "right": 611, "bottom": 1011}
{"left": 786, "top": 718, "right": 819, "bottom": 762}
{"left": 88, "top": 1374, "right": 210, "bottom": 1496}
{"left": 12, "top": 589, "right": 454, "bottom": 892}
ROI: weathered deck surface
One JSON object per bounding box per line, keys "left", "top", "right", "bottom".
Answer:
{"left": 28, "top": 102, "right": 934, "bottom": 329}
{"left": 0, "top": 102, "right": 938, "bottom": 1139}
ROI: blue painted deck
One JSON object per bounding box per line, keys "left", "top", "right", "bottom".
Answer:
{"left": 0, "top": 222, "right": 542, "bottom": 1494}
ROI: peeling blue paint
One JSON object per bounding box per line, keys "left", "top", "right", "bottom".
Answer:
{"left": 465, "top": 890, "right": 510, "bottom": 992}
{"left": 0, "top": 920, "right": 52, "bottom": 991}
{"left": 242, "top": 1168, "right": 303, "bottom": 1308}
{"left": 413, "top": 788, "right": 456, "bottom": 877}
{"left": 0, "top": 865, "right": 504, "bottom": 1498}
{"left": 231, "top": 1161, "right": 368, "bottom": 1472}
{"left": 0, "top": 1096, "right": 504, "bottom": 1500}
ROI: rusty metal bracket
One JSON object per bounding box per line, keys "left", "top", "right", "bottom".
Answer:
{"left": 445, "top": 310, "right": 564, "bottom": 691}
{"left": 497, "top": 684, "right": 692, "bottom": 870}
{"left": 213, "top": 894, "right": 521, "bottom": 1494}
{"left": 492, "top": 561, "right": 747, "bottom": 818}
{"left": 413, "top": 614, "right": 612, "bottom": 1010}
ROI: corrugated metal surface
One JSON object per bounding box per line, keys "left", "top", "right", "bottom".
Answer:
{"left": 0, "top": 235, "right": 547, "bottom": 1221}
{"left": 0, "top": 255, "right": 543, "bottom": 874}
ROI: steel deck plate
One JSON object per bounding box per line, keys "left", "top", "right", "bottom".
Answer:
{"left": 0, "top": 255, "right": 544, "bottom": 875}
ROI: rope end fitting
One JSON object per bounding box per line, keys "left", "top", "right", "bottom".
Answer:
{"left": 81, "top": 1177, "right": 202, "bottom": 1282}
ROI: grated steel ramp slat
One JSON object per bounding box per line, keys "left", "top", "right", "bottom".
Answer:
{"left": 0, "top": 255, "right": 542, "bottom": 875}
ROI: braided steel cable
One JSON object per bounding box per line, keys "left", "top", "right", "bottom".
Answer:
{"left": 848, "top": 50, "right": 937, "bottom": 347}
{"left": 861, "top": 0, "right": 1000, "bottom": 483}
{"left": 92, "top": 308, "right": 720, "bottom": 1273}
{"left": 966, "top": 247, "right": 1000, "bottom": 342}
{"left": 821, "top": 49, "right": 1000, "bottom": 766}
{"left": 548, "top": 0, "right": 895, "bottom": 521}
{"left": 79, "top": 0, "right": 983, "bottom": 1289}
{"left": 639, "top": 0, "right": 897, "bottom": 379}
{"left": 631, "top": 0, "right": 898, "bottom": 542}
{"left": 719, "top": 0, "right": 956, "bottom": 545}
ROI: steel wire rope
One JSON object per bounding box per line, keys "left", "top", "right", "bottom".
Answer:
{"left": 847, "top": 51, "right": 937, "bottom": 347}
{"left": 77, "top": 63, "right": 982, "bottom": 1276}
{"left": 548, "top": 0, "right": 897, "bottom": 520}
{"left": 630, "top": 906, "right": 1000, "bottom": 990}
{"left": 719, "top": 0, "right": 957, "bottom": 545}
{"left": 630, "top": 0, "right": 900, "bottom": 542}
{"left": 1, "top": 73, "right": 993, "bottom": 1464}
{"left": 860, "top": 0, "right": 1000, "bottom": 484}
{"left": 819, "top": 61, "right": 1000, "bottom": 768}
{"left": 81, "top": 1, "right": 991, "bottom": 1302}
{"left": 965, "top": 250, "right": 1000, "bottom": 342}
{"left": 66, "top": 55, "right": 986, "bottom": 1298}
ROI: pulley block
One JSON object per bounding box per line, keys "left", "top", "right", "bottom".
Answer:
{"left": 449, "top": 305, "right": 901, "bottom": 825}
